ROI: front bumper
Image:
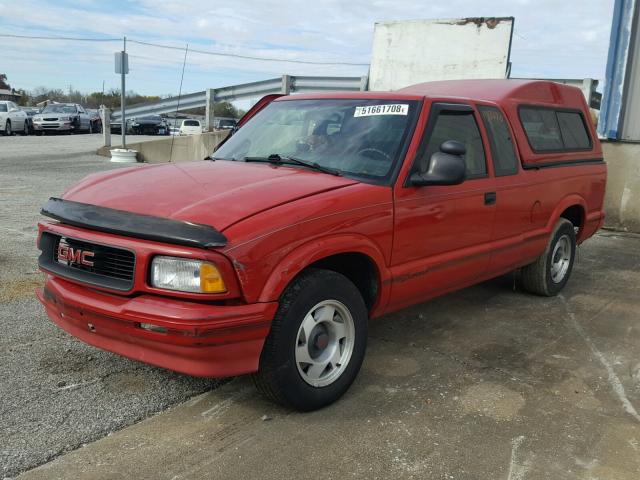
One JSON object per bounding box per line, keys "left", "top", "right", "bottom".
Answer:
{"left": 38, "top": 275, "right": 278, "bottom": 377}
{"left": 34, "top": 122, "right": 73, "bottom": 131}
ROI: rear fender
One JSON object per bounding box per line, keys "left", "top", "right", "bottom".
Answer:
{"left": 546, "top": 194, "right": 588, "bottom": 241}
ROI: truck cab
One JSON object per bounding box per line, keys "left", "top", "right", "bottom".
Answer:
{"left": 37, "top": 80, "right": 606, "bottom": 411}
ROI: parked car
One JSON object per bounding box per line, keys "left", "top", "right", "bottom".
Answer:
{"left": 179, "top": 119, "right": 203, "bottom": 135}
{"left": 85, "top": 109, "right": 103, "bottom": 133}
{"left": 21, "top": 107, "right": 40, "bottom": 135}
{"left": 0, "top": 101, "right": 29, "bottom": 135}
{"left": 36, "top": 80, "right": 606, "bottom": 411}
{"left": 33, "top": 103, "right": 93, "bottom": 134}
{"left": 215, "top": 118, "right": 237, "bottom": 130}
{"left": 129, "top": 115, "right": 170, "bottom": 135}
{"left": 110, "top": 119, "right": 125, "bottom": 135}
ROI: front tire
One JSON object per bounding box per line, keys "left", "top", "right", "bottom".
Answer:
{"left": 253, "top": 269, "right": 368, "bottom": 411}
{"left": 521, "top": 218, "right": 576, "bottom": 296}
{"left": 3, "top": 120, "right": 11, "bottom": 136}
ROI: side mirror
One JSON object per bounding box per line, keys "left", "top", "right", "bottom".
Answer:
{"left": 410, "top": 140, "right": 467, "bottom": 187}
{"left": 9, "top": 107, "right": 19, "bottom": 113}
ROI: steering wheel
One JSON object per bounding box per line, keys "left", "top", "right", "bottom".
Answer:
{"left": 355, "top": 147, "right": 391, "bottom": 162}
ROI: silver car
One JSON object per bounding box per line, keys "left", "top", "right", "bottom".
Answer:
{"left": 33, "top": 103, "right": 92, "bottom": 134}
{"left": 0, "top": 101, "right": 29, "bottom": 136}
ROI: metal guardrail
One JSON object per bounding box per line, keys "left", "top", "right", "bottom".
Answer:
{"left": 111, "top": 91, "right": 206, "bottom": 120}
{"left": 111, "top": 75, "right": 368, "bottom": 120}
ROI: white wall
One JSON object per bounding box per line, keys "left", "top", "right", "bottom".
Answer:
{"left": 369, "top": 18, "right": 514, "bottom": 91}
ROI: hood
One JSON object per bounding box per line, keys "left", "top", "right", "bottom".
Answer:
{"left": 40, "top": 113, "right": 75, "bottom": 119}
{"left": 62, "top": 161, "right": 358, "bottom": 232}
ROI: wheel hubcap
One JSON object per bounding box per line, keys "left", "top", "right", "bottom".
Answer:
{"left": 550, "top": 234, "right": 571, "bottom": 283}
{"left": 295, "top": 300, "right": 355, "bottom": 387}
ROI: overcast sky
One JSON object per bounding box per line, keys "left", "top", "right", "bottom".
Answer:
{"left": 0, "top": 0, "right": 615, "bottom": 97}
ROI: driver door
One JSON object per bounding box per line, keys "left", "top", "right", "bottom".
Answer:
{"left": 388, "top": 103, "right": 496, "bottom": 311}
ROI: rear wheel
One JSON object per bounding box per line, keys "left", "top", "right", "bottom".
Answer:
{"left": 520, "top": 218, "right": 576, "bottom": 296}
{"left": 253, "top": 269, "right": 368, "bottom": 411}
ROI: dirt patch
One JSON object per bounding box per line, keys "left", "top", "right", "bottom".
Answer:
{"left": 553, "top": 377, "right": 602, "bottom": 410}
{"left": 365, "top": 354, "right": 421, "bottom": 377}
{"left": 459, "top": 382, "right": 525, "bottom": 420}
{"left": 0, "top": 276, "right": 44, "bottom": 303}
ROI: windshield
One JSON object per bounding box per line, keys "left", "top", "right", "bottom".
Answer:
{"left": 220, "top": 119, "right": 236, "bottom": 127}
{"left": 214, "top": 99, "right": 419, "bottom": 184}
{"left": 42, "top": 104, "right": 77, "bottom": 114}
{"left": 183, "top": 120, "right": 199, "bottom": 126}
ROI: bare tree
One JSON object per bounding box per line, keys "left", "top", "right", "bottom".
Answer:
{"left": 0, "top": 74, "right": 10, "bottom": 90}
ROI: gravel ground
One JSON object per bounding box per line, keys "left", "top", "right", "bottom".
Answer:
{"left": 0, "top": 135, "right": 224, "bottom": 478}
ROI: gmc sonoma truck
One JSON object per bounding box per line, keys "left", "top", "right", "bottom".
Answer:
{"left": 37, "top": 80, "right": 606, "bottom": 411}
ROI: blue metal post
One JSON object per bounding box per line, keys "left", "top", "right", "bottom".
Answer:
{"left": 598, "top": 0, "right": 638, "bottom": 139}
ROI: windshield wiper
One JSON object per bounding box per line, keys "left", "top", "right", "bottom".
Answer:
{"left": 244, "top": 154, "right": 342, "bottom": 176}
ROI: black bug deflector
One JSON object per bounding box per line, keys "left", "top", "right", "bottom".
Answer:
{"left": 41, "top": 197, "right": 228, "bottom": 248}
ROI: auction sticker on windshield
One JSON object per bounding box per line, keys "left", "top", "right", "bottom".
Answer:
{"left": 354, "top": 104, "right": 409, "bottom": 117}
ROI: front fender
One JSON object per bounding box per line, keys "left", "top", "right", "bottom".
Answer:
{"left": 257, "top": 233, "right": 392, "bottom": 317}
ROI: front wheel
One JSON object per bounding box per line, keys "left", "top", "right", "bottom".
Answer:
{"left": 253, "top": 269, "right": 368, "bottom": 411}
{"left": 520, "top": 218, "right": 576, "bottom": 296}
{"left": 3, "top": 120, "right": 11, "bottom": 136}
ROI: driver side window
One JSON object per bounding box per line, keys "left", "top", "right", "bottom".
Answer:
{"left": 418, "top": 110, "right": 487, "bottom": 178}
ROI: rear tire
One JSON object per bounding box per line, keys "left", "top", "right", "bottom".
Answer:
{"left": 521, "top": 218, "right": 576, "bottom": 296}
{"left": 253, "top": 268, "right": 368, "bottom": 411}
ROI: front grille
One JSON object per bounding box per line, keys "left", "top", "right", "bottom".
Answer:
{"left": 39, "top": 232, "right": 136, "bottom": 291}
{"left": 43, "top": 118, "right": 58, "bottom": 121}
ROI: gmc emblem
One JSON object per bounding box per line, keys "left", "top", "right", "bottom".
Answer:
{"left": 58, "top": 240, "right": 94, "bottom": 267}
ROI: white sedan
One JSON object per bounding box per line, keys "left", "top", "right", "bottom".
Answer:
{"left": 179, "top": 119, "right": 204, "bottom": 135}
{"left": 0, "top": 101, "right": 29, "bottom": 136}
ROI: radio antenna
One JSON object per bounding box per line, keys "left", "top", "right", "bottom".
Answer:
{"left": 170, "top": 44, "right": 189, "bottom": 162}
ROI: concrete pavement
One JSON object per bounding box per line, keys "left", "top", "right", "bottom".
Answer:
{"left": 18, "top": 232, "right": 640, "bottom": 480}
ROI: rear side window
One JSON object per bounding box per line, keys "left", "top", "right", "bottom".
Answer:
{"left": 479, "top": 106, "right": 518, "bottom": 176}
{"left": 557, "top": 112, "right": 591, "bottom": 149}
{"left": 519, "top": 107, "right": 591, "bottom": 152}
{"left": 418, "top": 110, "right": 487, "bottom": 178}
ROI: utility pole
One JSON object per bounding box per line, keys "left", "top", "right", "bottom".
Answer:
{"left": 121, "top": 36, "right": 127, "bottom": 148}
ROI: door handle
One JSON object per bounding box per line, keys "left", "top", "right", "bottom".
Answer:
{"left": 484, "top": 192, "right": 497, "bottom": 205}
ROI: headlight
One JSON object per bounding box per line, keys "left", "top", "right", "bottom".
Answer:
{"left": 59, "top": 116, "right": 70, "bottom": 121}
{"left": 34, "top": 116, "right": 42, "bottom": 121}
{"left": 150, "top": 256, "right": 226, "bottom": 293}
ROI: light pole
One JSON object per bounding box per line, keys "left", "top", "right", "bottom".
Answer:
{"left": 115, "top": 36, "right": 129, "bottom": 148}
{"left": 121, "top": 36, "right": 127, "bottom": 148}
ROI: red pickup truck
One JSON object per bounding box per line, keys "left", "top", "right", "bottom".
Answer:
{"left": 37, "top": 80, "right": 606, "bottom": 411}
